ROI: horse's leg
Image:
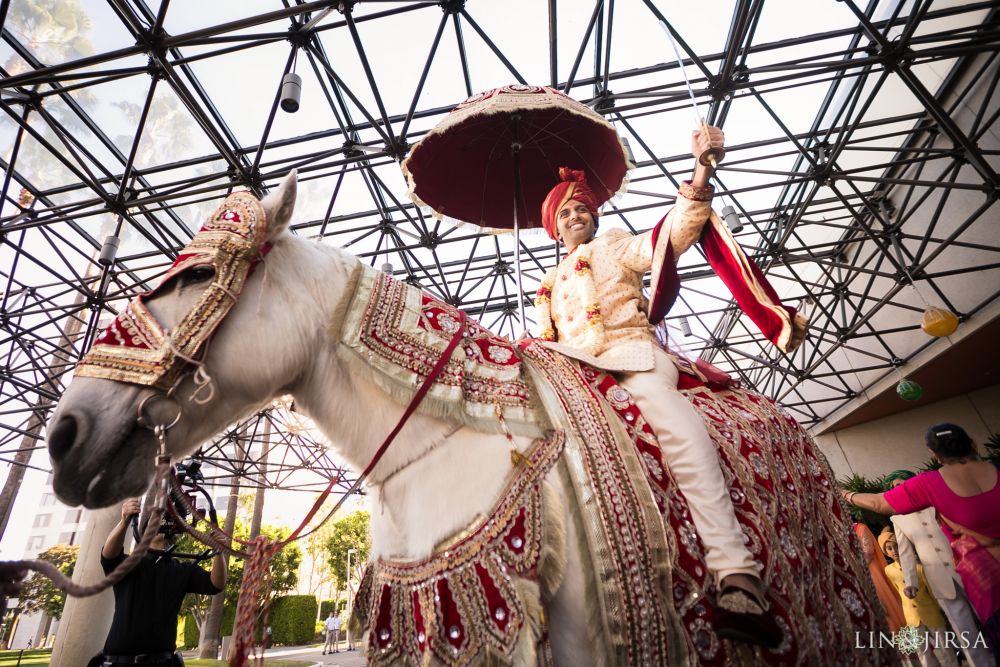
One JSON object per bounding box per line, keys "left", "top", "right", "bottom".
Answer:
{"left": 546, "top": 479, "right": 596, "bottom": 667}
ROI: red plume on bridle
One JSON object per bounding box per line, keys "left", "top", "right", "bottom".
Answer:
{"left": 541, "top": 167, "right": 599, "bottom": 241}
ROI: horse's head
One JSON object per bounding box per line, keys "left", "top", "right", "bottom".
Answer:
{"left": 47, "top": 173, "right": 323, "bottom": 508}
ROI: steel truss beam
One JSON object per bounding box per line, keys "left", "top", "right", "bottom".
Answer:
{"left": 0, "top": 0, "right": 997, "bottom": 497}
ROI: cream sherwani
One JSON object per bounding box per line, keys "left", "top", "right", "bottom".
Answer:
{"left": 892, "top": 510, "right": 996, "bottom": 666}
{"left": 536, "top": 184, "right": 759, "bottom": 584}
{"left": 537, "top": 185, "right": 707, "bottom": 372}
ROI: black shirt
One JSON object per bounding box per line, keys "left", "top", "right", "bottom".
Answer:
{"left": 100, "top": 549, "right": 221, "bottom": 655}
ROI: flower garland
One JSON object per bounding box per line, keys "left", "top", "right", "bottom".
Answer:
{"left": 533, "top": 244, "right": 606, "bottom": 356}
{"left": 573, "top": 244, "right": 605, "bottom": 356}
{"left": 535, "top": 274, "right": 556, "bottom": 342}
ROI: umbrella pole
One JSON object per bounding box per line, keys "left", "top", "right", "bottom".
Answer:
{"left": 511, "top": 114, "right": 527, "bottom": 330}
{"left": 514, "top": 213, "right": 525, "bottom": 328}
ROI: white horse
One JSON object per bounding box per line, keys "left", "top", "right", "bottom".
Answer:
{"left": 48, "top": 174, "right": 893, "bottom": 667}
{"left": 49, "top": 174, "right": 602, "bottom": 666}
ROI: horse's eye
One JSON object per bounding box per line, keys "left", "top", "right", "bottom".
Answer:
{"left": 183, "top": 266, "right": 216, "bottom": 285}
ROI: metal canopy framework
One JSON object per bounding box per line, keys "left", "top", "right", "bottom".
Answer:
{"left": 1, "top": 0, "right": 999, "bottom": 493}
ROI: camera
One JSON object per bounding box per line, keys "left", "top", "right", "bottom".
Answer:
{"left": 159, "top": 460, "right": 207, "bottom": 538}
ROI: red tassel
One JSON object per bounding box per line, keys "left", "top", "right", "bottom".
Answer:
{"left": 228, "top": 536, "right": 278, "bottom": 667}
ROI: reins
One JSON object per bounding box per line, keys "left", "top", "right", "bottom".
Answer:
{"left": 0, "top": 210, "right": 468, "bottom": 666}
{"left": 0, "top": 311, "right": 468, "bottom": 666}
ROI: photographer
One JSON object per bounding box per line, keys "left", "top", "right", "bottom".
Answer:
{"left": 96, "top": 498, "right": 226, "bottom": 667}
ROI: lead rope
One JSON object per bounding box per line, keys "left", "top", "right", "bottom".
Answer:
{"left": 0, "top": 455, "right": 172, "bottom": 606}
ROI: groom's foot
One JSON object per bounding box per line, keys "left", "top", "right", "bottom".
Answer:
{"left": 712, "top": 574, "right": 783, "bottom": 649}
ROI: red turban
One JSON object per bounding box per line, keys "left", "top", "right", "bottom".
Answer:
{"left": 541, "top": 167, "right": 599, "bottom": 241}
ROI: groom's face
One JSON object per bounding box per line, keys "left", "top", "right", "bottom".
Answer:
{"left": 556, "top": 199, "right": 597, "bottom": 249}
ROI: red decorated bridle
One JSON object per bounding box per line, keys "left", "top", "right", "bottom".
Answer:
{"left": 75, "top": 191, "right": 272, "bottom": 451}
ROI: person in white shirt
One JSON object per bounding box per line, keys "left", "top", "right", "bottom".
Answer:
{"left": 322, "top": 612, "right": 341, "bottom": 654}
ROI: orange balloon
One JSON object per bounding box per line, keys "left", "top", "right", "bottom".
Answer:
{"left": 921, "top": 307, "right": 959, "bottom": 337}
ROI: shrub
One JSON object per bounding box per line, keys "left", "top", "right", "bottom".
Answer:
{"left": 183, "top": 614, "right": 199, "bottom": 649}
{"left": 270, "top": 595, "right": 318, "bottom": 646}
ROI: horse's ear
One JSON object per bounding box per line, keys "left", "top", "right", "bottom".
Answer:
{"left": 261, "top": 170, "right": 297, "bottom": 241}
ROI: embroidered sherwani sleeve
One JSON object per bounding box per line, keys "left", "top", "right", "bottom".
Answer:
{"left": 610, "top": 181, "right": 714, "bottom": 274}
{"left": 666, "top": 181, "right": 714, "bottom": 257}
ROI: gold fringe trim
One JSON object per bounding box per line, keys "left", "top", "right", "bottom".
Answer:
{"left": 538, "top": 480, "right": 567, "bottom": 602}
{"left": 335, "top": 345, "right": 545, "bottom": 439}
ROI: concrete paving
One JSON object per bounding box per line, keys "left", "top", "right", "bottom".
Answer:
{"left": 182, "top": 641, "right": 366, "bottom": 666}
{"left": 260, "top": 641, "right": 366, "bottom": 667}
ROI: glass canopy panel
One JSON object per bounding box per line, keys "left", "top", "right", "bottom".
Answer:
{"left": 0, "top": 0, "right": 996, "bottom": 484}
{"left": 161, "top": 0, "right": 279, "bottom": 37}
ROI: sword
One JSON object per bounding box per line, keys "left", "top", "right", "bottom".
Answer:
{"left": 658, "top": 20, "right": 724, "bottom": 169}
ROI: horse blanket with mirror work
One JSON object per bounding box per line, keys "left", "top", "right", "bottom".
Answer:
{"left": 344, "top": 270, "right": 895, "bottom": 667}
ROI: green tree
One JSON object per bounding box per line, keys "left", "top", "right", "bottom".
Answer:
{"left": 985, "top": 432, "right": 1000, "bottom": 466}
{"left": 838, "top": 473, "right": 891, "bottom": 532}
{"left": 177, "top": 519, "right": 301, "bottom": 640}
{"left": 324, "top": 511, "right": 371, "bottom": 593}
{"left": 18, "top": 544, "right": 78, "bottom": 619}
{"left": 302, "top": 501, "right": 339, "bottom": 600}
{"left": 3, "top": 0, "right": 96, "bottom": 193}
{"left": 4, "top": 0, "right": 93, "bottom": 71}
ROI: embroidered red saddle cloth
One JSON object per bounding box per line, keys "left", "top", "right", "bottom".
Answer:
{"left": 578, "top": 363, "right": 891, "bottom": 665}
{"left": 346, "top": 273, "right": 894, "bottom": 666}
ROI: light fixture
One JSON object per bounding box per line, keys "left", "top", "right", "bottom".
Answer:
{"left": 896, "top": 378, "right": 922, "bottom": 401}
{"left": 721, "top": 205, "right": 743, "bottom": 234}
{"left": 381, "top": 262, "right": 393, "bottom": 274}
{"left": 921, "top": 306, "right": 958, "bottom": 337}
{"left": 99, "top": 235, "right": 120, "bottom": 267}
{"left": 680, "top": 316, "right": 693, "bottom": 337}
{"left": 280, "top": 72, "right": 302, "bottom": 113}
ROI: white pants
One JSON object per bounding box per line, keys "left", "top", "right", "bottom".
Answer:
{"left": 617, "top": 347, "right": 758, "bottom": 585}
{"left": 937, "top": 586, "right": 996, "bottom": 667}
{"left": 909, "top": 625, "right": 961, "bottom": 667}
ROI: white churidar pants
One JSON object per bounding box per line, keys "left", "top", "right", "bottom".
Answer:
{"left": 616, "top": 346, "right": 758, "bottom": 585}
{"left": 937, "top": 586, "right": 996, "bottom": 667}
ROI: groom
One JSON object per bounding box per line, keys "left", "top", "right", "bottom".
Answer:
{"left": 533, "top": 125, "right": 807, "bottom": 647}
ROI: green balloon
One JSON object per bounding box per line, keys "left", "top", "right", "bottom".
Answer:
{"left": 896, "top": 379, "right": 923, "bottom": 401}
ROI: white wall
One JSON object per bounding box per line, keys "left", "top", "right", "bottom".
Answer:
{"left": 814, "top": 383, "right": 1000, "bottom": 481}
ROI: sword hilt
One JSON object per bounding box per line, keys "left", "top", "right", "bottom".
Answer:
{"left": 697, "top": 119, "right": 724, "bottom": 169}
{"left": 699, "top": 147, "right": 725, "bottom": 169}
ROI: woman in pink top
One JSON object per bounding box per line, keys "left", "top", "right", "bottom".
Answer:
{"left": 844, "top": 423, "right": 1000, "bottom": 662}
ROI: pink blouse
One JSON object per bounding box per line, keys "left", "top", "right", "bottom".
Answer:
{"left": 884, "top": 467, "right": 1000, "bottom": 539}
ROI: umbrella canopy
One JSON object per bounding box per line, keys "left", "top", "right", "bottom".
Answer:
{"left": 402, "top": 84, "right": 633, "bottom": 231}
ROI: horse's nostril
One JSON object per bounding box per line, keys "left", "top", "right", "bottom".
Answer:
{"left": 48, "top": 415, "right": 78, "bottom": 462}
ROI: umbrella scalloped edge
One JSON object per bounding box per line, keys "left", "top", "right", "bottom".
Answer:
{"left": 401, "top": 84, "right": 635, "bottom": 234}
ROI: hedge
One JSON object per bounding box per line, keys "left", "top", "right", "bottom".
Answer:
{"left": 270, "top": 595, "right": 318, "bottom": 646}
{"left": 183, "top": 614, "right": 199, "bottom": 649}
{"left": 181, "top": 606, "right": 238, "bottom": 649}
{"left": 180, "top": 596, "right": 315, "bottom": 648}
